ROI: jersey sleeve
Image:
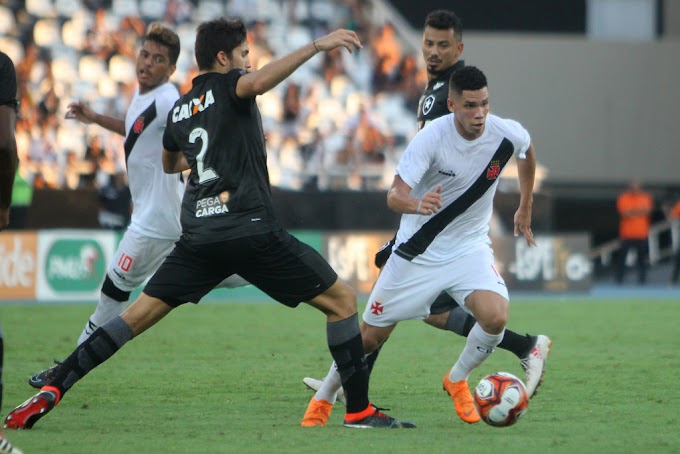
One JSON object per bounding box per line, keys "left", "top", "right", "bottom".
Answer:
{"left": 0, "top": 52, "right": 18, "bottom": 112}
{"left": 396, "top": 127, "right": 436, "bottom": 188}
{"left": 156, "top": 84, "right": 180, "bottom": 130}
{"left": 224, "top": 69, "right": 255, "bottom": 110}
{"left": 162, "top": 108, "right": 181, "bottom": 152}
{"left": 503, "top": 118, "right": 531, "bottom": 159}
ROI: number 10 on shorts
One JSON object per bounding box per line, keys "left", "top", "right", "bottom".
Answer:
{"left": 118, "top": 253, "right": 133, "bottom": 272}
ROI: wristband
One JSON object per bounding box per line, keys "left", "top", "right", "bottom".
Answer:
{"left": 416, "top": 199, "right": 422, "bottom": 214}
{"left": 313, "top": 40, "right": 320, "bottom": 53}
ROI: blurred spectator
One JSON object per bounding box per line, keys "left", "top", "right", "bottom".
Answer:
{"left": 9, "top": 0, "right": 426, "bottom": 193}
{"left": 80, "top": 135, "right": 107, "bottom": 189}
{"left": 664, "top": 195, "right": 680, "bottom": 286}
{"left": 282, "top": 82, "right": 302, "bottom": 137}
{"left": 371, "top": 23, "right": 401, "bottom": 80}
{"left": 616, "top": 180, "right": 654, "bottom": 285}
{"left": 344, "top": 104, "right": 390, "bottom": 165}
{"left": 393, "top": 54, "right": 425, "bottom": 112}
{"left": 164, "top": 0, "right": 193, "bottom": 26}
{"left": 98, "top": 170, "right": 131, "bottom": 230}
{"left": 247, "top": 20, "right": 274, "bottom": 70}
{"left": 321, "top": 47, "right": 345, "bottom": 84}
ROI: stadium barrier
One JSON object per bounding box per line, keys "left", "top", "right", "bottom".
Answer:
{"left": 0, "top": 230, "right": 591, "bottom": 303}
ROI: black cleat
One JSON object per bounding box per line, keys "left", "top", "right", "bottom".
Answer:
{"left": 27, "top": 362, "right": 61, "bottom": 389}
{"left": 343, "top": 407, "right": 416, "bottom": 429}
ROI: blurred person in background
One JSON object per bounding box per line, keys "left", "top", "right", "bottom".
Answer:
{"left": 663, "top": 194, "right": 680, "bottom": 286}
{"left": 0, "top": 50, "right": 24, "bottom": 454}
{"left": 616, "top": 180, "right": 653, "bottom": 285}
{"left": 98, "top": 170, "right": 132, "bottom": 230}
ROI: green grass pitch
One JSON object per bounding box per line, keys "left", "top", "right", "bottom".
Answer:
{"left": 1, "top": 296, "right": 678, "bottom": 453}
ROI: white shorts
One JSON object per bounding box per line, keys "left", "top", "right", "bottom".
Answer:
{"left": 362, "top": 247, "right": 509, "bottom": 328}
{"left": 108, "top": 229, "right": 249, "bottom": 292}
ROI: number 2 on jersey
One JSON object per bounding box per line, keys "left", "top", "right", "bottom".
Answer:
{"left": 189, "top": 127, "right": 218, "bottom": 184}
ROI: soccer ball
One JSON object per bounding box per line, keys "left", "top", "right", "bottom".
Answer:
{"left": 473, "top": 372, "right": 529, "bottom": 427}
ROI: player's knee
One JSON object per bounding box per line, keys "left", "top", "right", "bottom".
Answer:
{"left": 484, "top": 312, "right": 507, "bottom": 334}
{"left": 337, "top": 283, "right": 357, "bottom": 311}
{"left": 327, "top": 280, "right": 357, "bottom": 317}
{"left": 101, "top": 274, "right": 131, "bottom": 302}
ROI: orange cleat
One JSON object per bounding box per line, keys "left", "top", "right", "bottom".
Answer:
{"left": 443, "top": 375, "right": 480, "bottom": 424}
{"left": 301, "top": 397, "right": 334, "bottom": 427}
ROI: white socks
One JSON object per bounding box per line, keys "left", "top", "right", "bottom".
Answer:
{"left": 449, "top": 323, "right": 504, "bottom": 382}
{"left": 314, "top": 361, "right": 343, "bottom": 403}
{"left": 77, "top": 292, "right": 127, "bottom": 345}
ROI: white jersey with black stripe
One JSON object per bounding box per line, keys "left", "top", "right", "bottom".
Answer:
{"left": 395, "top": 112, "right": 531, "bottom": 264}
{"left": 125, "top": 82, "right": 183, "bottom": 240}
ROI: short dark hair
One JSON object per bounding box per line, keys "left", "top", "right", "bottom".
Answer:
{"left": 144, "top": 23, "right": 180, "bottom": 66}
{"left": 449, "top": 66, "right": 487, "bottom": 96}
{"left": 424, "top": 10, "right": 463, "bottom": 41}
{"left": 195, "top": 18, "right": 248, "bottom": 71}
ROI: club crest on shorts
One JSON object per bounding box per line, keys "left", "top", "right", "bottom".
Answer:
{"left": 370, "top": 301, "right": 384, "bottom": 315}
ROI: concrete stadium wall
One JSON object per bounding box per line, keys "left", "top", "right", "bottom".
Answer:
{"left": 461, "top": 33, "right": 680, "bottom": 185}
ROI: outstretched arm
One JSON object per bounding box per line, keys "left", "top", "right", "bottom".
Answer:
{"left": 65, "top": 101, "right": 126, "bottom": 136}
{"left": 236, "top": 29, "right": 362, "bottom": 98}
{"left": 514, "top": 143, "right": 536, "bottom": 246}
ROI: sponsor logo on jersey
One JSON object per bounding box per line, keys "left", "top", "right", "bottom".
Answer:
{"left": 195, "top": 191, "right": 230, "bottom": 217}
{"left": 433, "top": 81, "right": 445, "bottom": 90}
{"left": 422, "top": 94, "right": 435, "bottom": 115}
{"left": 486, "top": 160, "right": 501, "bottom": 180}
{"left": 172, "top": 89, "right": 216, "bottom": 123}
{"left": 438, "top": 169, "right": 456, "bottom": 177}
{"left": 132, "top": 116, "right": 145, "bottom": 134}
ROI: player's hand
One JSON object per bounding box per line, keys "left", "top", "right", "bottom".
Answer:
{"left": 513, "top": 208, "right": 536, "bottom": 246}
{"left": 416, "top": 185, "right": 443, "bottom": 215}
{"left": 314, "top": 29, "right": 362, "bottom": 54}
{"left": 65, "top": 101, "right": 96, "bottom": 124}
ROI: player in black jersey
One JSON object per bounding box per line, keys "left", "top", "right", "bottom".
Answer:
{"left": 302, "top": 11, "right": 551, "bottom": 415}
{"left": 4, "top": 18, "right": 413, "bottom": 431}
{"left": 0, "top": 50, "right": 24, "bottom": 454}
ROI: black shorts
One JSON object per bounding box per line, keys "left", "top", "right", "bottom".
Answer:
{"left": 374, "top": 236, "right": 396, "bottom": 269}
{"left": 144, "top": 227, "right": 338, "bottom": 308}
{"left": 429, "top": 292, "right": 460, "bottom": 314}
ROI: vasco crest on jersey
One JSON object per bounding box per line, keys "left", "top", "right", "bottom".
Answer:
{"left": 195, "top": 191, "right": 230, "bottom": 218}
{"left": 486, "top": 160, "right": 501, "bottom": 180}
{"left": 172, "top": 89, "right": 216, "bottom": 123}
{"left": 132, "top": 116, "right": 145, "bottom": 134}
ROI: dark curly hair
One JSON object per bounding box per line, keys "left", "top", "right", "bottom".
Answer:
{"left": 449, "top": 66, "right": 488, "bottom": 96}
{"left": 195, "top": 18, "right": 248, "bottom": 70}
{"left": 424, "top": 10, "right": 463, "bottom": 41}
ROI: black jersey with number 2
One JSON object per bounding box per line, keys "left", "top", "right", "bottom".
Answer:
{"left": 163, "top": 69, "right": 277, "bottom": 244}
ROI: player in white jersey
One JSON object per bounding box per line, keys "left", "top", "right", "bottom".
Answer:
{"left": 28, "top": 24, "right": 246, "bottom": 388}
{"left": 303, "top": 66, "right": 537, "bottom": 425}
